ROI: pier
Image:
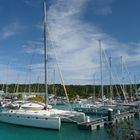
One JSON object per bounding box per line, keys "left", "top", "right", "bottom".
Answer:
{"left": 78, "top": 119, "right": 104, "bottom": 131}
{"left": 108, "top": 112, "right": 135, "bottom": 124}
{"left": 78, "top": 111, "right": 137, "bottom": 131}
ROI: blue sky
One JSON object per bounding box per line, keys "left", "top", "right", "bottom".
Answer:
{"left": 0, "top": 0, "right": 140, "bottom": 85}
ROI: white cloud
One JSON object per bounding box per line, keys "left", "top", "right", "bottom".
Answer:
{"left": 23, "top": 0, "right": 140, "bottom": 84}
{"left": 0, "top": 64, "right": 25, "bottom": 84}
{"left": 23, "top": 41, "right": 43, "bottom": 55}
{"left": 0, "top": 62, "right": 45, "bottom": 84}
{"left": 0, "top": 22, "right": 24, "bottom": 40}
{"left": 45, "top": 0, "right": 114, "bottom": 84}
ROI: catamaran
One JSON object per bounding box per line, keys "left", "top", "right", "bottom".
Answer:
{"left": 0, "top": 1, "right": 86, "bottom": 130}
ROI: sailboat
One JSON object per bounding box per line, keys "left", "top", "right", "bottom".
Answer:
{"left": 74, "top": 40, "right": 116, "bottom": 115}
{"left": 0, "top": 1, "right": 85, "bottom": 130}
{"left": 0, "top": 1, "right": 61, "bottom": 130}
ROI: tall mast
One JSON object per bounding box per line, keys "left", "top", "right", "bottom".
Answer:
{"left": 109, "top": 56, "right": 113, "bottom": 101}
{"left": 53, "top": 69, "right": 55, "bottom": 95}
{"left": 121, "top": 56, "right": 126, "bottom": 101}
{"left": 6, "top": 63, "right": 9, "bottom": 94}
{"left": 43, "top": 1, "right": 48, "bottom": 109}
{"left": 99, "top": 40, "right": 103, "bottom": 103}
{"left": 93, "top": 73, "right": 95, "bottom": 103}
{"left": 29, "top": 65, "right": 31, "bottom": 94}
{"left": 120, "top": 56, "right": 124, "bottom": 90}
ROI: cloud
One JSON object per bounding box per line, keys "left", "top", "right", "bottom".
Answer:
{"left": 0, "top": 62, "right": 45, "bottom": 84}
{"left": 44, "top": 0, "right": 114, "bottom": 84}
{"left": 0, "top": 64, "right": 25, "bottom": 84}
{"left": 23, "top": 41, "right": 43, "bottom": 55}
{"left": 0, "top": 22, "right": 24, "bottom": 40}
{"left": 23, "top": 0, "right": 140, "bottom": 84}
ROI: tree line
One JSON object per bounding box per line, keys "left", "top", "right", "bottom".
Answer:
{"left": 0, "top": 83, "right": 139, "bottom": 100}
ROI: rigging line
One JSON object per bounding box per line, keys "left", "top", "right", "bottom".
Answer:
{"left": 112, "top": 71, "right": 122, "bottom": 97}
{"left": 101, "top": 47, "right": 120, "bottom": 98}
{"left": 6, "top": 63, "right": 10, "bottom": 94}
{"left": 52, "top": 43, "right": 72, "bottom": 111}
{"left": 123, "top": 61, "right": 137, "bottom": 92}
{"left": 46, "top": 27, "right": 72, "bottom": 111}
{"left": 36, "top": 76, "right": 41, "bottom": 93}
{"left": 22, "top": 50, "right": 36, "bottom": 93}
{"left": 115, "top": 71, "right": 128, "bottom": 102}
{"left": 13, "top": 74, "right": 20, "bottom": 93}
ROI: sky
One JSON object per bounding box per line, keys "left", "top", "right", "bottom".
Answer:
{"left": 0, "top": 0, "right": 140, "bottom": 85}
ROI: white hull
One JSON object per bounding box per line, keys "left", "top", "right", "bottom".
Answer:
{"left": 0, "top": 110, "right": 61, "bottom": 130}
{"left": 51, "top": 109, "right": 86, "bottom": 123}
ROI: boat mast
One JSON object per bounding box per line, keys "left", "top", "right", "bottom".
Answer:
{"left": 29, "top": 65, "right": 31, "bottom": 94}
{"left": 120, "top": 56, "right": 124, "bottom": 90}
{"left": 109, "top": 56, "right": 113, "bottom": 102}
{"left": 43, "top": 1, "right": 48, "bottom": 109}
{"left": 99, "top": 40, "right": 104, "bottom": 103}
{"left": 53, "top": 69, "right": 55, "bottom": 95}
{"left": 121, "top": 56, "right": 125, "bottom": 101}
{"left": 93, "top": 73, "right": 96, "bottom": 103}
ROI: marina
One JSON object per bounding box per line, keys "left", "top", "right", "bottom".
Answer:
{"left": 78, "top": 110, "right": 137, "bottom": 131}
{"left": 0, "top": 107, "right": 139, "bottom": 140}
{"left": 0, "top": 0, "right": 140, "bottom": 140}
{"left": 0, "top": 1, "right": 86, "bottom": 131}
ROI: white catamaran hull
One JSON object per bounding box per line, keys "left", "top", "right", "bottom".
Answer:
{"left": 51, "top": 109, "right": 86, "bottom": 123}
{"left": 0, "top": 110, "right": 61, "bottom": 130}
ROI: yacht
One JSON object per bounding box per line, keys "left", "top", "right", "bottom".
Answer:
{"left": 0, "top": 1, "right": 86, "bottom": 130}
{"left": 0, "top": 108, "right": 61, "bottom": 130}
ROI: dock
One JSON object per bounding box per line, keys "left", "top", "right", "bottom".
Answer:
{"left": 78, "top": 119, "right": 104, "bottom": 131}
{"left": 78, "top": 111, "right": 136, "bottom": 131}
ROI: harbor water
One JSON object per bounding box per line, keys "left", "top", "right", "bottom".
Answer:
{"left": 0, "top": 105, "right": 139, "bottom": 140}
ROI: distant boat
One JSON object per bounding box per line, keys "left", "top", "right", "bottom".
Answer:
{"left": 49, "top": 96, "right": 68, "bottom": 105}
{"left": 74, "top": 41, "right": 116, "bottom": 115}
{"left": 0, "top": 1, "right": 85, "bottom": 130}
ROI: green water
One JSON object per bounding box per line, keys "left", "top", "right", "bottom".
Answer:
{"left": 0, "top": 122, "right": 111, "bottom": 140}
{"left": 0, "top": 104, "right": 139, "bottom": 140}
{"left": 0, "top": 119, "right": 139, "bottom": 140}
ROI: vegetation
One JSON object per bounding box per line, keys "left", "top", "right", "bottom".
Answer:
{"left": 106, "top": 119, "right": 140, "bottom": 140}
{"left": 0, "top": 83, "right": 139, "bottom": 100}
{"left": 28, "top": 96, "right": 44, "bottom": 102}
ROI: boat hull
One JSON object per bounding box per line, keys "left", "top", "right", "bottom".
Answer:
{"left": 60, "top": 113, "right": 86, "bottom": 123}
{"left": 52, "top": 109, "right": 86, "bottom": 123}
{"left": 0, "top": 111, "right": 61, "bottom": 130}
